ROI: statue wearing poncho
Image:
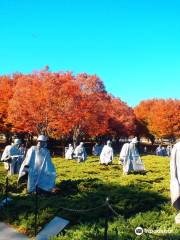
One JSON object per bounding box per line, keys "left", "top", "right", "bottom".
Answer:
{"left": 170, "top": 142, "right": 180, "bottom": 223}
{"left": 18, "top": 135, "right": 56, "bottom": 193}
{"left": 74, "top": 142, "right": 87, "bottom": 162}
{"left": 120, "top": 137, "right": 145, "bottom": 174}
{"left": 1, "top": 139, "right": 24, "bottom": 175}
{"left": 100, "top": 141, "right": 113, "bottom": 165}
{"left": 65, "top": 144, "right": 74, "bottom": 160}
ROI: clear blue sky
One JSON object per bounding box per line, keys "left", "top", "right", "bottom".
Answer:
{"left": 0, "top": 0, "right": 179, "bottom": 106}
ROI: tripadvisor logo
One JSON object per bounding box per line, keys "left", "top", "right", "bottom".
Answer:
{"left": 135, "top": 227, "right": 173, "bottom": 235}
{"left": 135, "top": 227, "right": 144, "bottom": 235}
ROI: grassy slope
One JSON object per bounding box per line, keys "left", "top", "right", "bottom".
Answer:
{"left": 0, "top": 155, "right": 180, "bottom": 239}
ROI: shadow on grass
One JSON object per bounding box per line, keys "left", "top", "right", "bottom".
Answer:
{"left": 136, "top": 177, "right": 164, "bottom": 184}
{"left": 0, "top": 177, "right": 169, "bottom": 237}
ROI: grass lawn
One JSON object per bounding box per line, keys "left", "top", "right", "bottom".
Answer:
{"left": 0, "top": 155, "right": 180, "bottom": 239}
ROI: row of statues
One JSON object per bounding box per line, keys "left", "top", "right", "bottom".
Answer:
{"left": 1, "top": 135, "right": 180, "bottom": 223}
{"left": 155, "top": 145, "right": 172, "bottom": 157}
{"left": 1, "top": 136, "right": 145, "bottom": 192}
{"left": 65, "top": 138, "right": 145, "bottom": 175}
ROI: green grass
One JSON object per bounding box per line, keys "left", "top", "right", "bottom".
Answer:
{"left": 0, "top": 155, "right": 180, "bottom": 239}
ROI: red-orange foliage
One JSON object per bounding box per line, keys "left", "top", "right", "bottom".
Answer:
{"left": 107, "top": 96, "right": 137, "bottom": 137}
{"left": 7, "top": 72, "right": 111, "bottom": 143}
{"left": 46, "top": 73, "right": 110, "bottom": 143}
{"left": 134, "top": 99, "right": 180, "bottom": 139}
{"left": 70, "top": 73, "right": 110, "bottom": 143}
{"left": 3, "top": 70, "right": 178, "bottom": 142}
{"left": 0, "top": 75, "right": 16, "bottom": 133}
{"left": 8, "top": 71, "right": 75, "bottom": 135}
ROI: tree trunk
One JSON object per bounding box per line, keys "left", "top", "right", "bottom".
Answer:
{"left": 73, "top": 126, "right": 80, "bottom": 148}
{"left": 5, "top": 132, "right": 12, "bottom": 144}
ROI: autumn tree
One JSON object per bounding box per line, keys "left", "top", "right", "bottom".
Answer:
{"left": 134, "top": 98, "right": 180, "bottom": 140}
{"left": 8, "top": 72, "right": 110, "bottom": 146}
{"left": 134, "top": 99, "right": 156, "bottom": 142}
{"left": 8, "top": 71, "right": 75, "bottom": 136}
{"left": 107, "top": 96, "right": 137, "bottom": 138}
{"left": 148, "top": 99, "right": 180, "bottom": 140}
{"left": 0, "top": 75, "right": 17, "bottom": 140}
{"left": 54, "top": 73, "right": 110, "bottom": 146}
{"left": 7, "top": 69, "right": 179, "bottom": 145}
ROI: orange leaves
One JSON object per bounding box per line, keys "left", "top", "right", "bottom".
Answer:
{"left": 134, "top": 99, "right": 180, "bottom": 138}
{"left": 107, "top": 97, "right": 137, "bottom": 136}
{"left": 0, "top": 75, "right": 14, "bottom": 132}
{"left": 5, "top": 71, "right": 110, "bottom": 139}
{"left": 1, "top": 69, "right": 178, "bottom": 141}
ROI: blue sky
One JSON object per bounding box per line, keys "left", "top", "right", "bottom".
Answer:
{"left": 0, "top": 0, "right": 179, "bottom": 106}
